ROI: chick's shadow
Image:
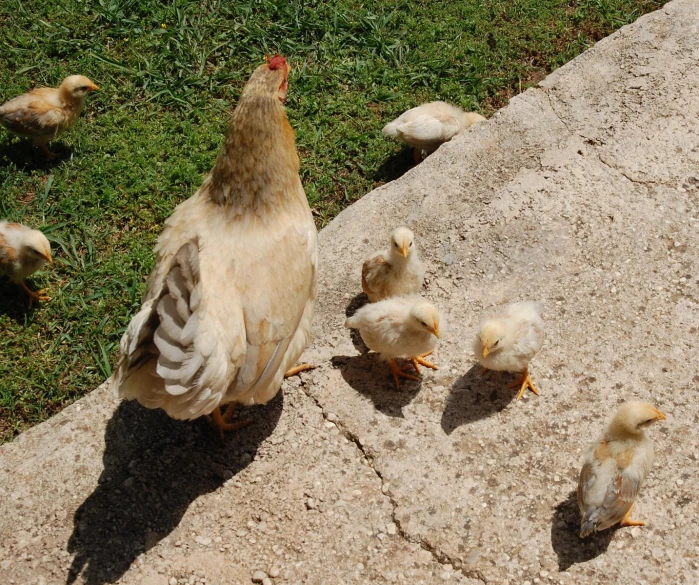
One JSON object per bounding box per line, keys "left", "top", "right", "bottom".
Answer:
{"left": 0, "top": 138, "right": 73, "bottom": 170}
{"left": 373, "top": 147, "right": 415, "bottom": 184}
{"left": 66, "top": 394, "right": 282, "bottom": 585}
{"left": 345, "top": 291, "right": 370, "bottom": 353}
{"left": 440, "top": 365, "right": 518, "bottom": 435}
{"left": 551, "top": 490, "right": 616, "bottom": 571}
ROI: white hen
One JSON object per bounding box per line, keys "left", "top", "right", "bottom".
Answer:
{"left": 345, "top": 296, "right": 441, "bottom": 389}
{"left": 0, "top": 220, "right": 53, "bottom": 306}
{"left": 362, "top": 226, "right": 425, "bottom": 302}
{"left": 578, "top": 401, "right": 665, "bottom": 537}
{"left": 112, "top": 56, "right": 317, "bottom": 436}
{"left": 473, "top": 301, "right": 544, "bottom": 400}
{"left": 382, "top": 101, "right": 485, "bottom": 163}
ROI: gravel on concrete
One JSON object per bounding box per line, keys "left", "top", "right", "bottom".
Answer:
{"left": 2, "top": 1, "right": 699, "bottom": 583}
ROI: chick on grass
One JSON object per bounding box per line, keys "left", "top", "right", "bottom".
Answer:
{"left": 383, "top": 101, "right": 486, "bottom": 163}
{"left": 345, "top": 296, "right": 441, "bottom": 389}
{"left": 578, "top": 401, "right": 665, "bottom": 538}
{"left": 362, "top": 227, "right": 426, "bottom": 302}
{"left": 0, "top": 75, "right": 98, "bottom": 158}
{"left": 473, "top": 301, "right": 544, "bottom": 400}
{"left": 0, "top": 220, "right": 53, "bottom": 307}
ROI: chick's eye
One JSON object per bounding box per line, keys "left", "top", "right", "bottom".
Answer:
{"left": 493, "top": 340, "right": 499, "bottom": 347}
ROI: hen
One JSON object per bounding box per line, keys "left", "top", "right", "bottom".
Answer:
{"left": 382, "top": 101, "right": 485, "bottom": 163}
{"left": 345, "top": 296, "right": 441, "bottom": 389}
{"left": 578, "top": 401, "right": 665, "bottom": 537}
{"left": 112, "top": 55, "right": 317, "bottom": 437}
{"left": 362, "top": 226, "right": 425, "bottom": 302}
{"left": 0, "top": 220, "right": 53, "bottom": 307}
{"left": 0, "top": 75, "right": 99, "bottom": 157}
{"left": 473, "top": 301, "right": 545, "bottom": 400}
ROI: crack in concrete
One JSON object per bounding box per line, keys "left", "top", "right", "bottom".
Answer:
{"left": 596, "top": 153, "right": 672, "bottom": 187}
{"left": 538, "top": 87, "right": 579, "bottom": 138}
{"left": 298, "top": 379, "right": 487, "bottom": 584}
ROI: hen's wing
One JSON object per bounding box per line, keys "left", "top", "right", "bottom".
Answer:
{"left": 578, "top": 452, "right": 648, "bottom": 537}
{"left": 361, "top": 253, "right": 390, "bottom": 301}
{"left": 0, "top": 95, "right": 63, "bottom": 139}
{"left": 114, "top": 195, "right": 315, "bottom": 418}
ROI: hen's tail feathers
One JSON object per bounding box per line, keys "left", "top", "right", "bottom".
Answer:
{"left": 579, "top": 515, "right": 596, "bottom": 538}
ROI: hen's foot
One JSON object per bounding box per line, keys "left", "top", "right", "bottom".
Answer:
{"left": 284, "top": 363, "right": 316, "bottom": 377}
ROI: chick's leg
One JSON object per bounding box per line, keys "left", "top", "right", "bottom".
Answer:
{"left": 410, "top": 351, "right": 438, "bottom": 374}
{"left": 619, "top": 505, "right": 645, "bottom": 528}
{"left": 507, "top": 367, "right": 540, "bottom": 400}
{"left": 207, "top": 405, "right": 252, "bottom": 441}
{"left": 284, "top": 363, "right": 316, "bottom": 377}
{"left": 413, "top": 148, "right": 423, "bottom": 165}
{"left": 389, "top": 359, "right": 420, "bottom": 390}
{"left": 20, "top": 281, "right": 50, "bottom": 307}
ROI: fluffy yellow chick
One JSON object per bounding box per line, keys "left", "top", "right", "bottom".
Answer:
{"left": 473, "top": 301, "right": 544, "bottom": 400}
{"left": 0, "top": 75, "right": 99, "bottom": 157}
{"left": 0, "top": 220, "right": 53, "bottom": 306}
{"left": 578, "top": 401, "right": 666, "bottom": 537}
{"left": 112, "top": 56, "right": 317, "bottom": 438}
{"left": 382, "top": 101, "right": 486, "bottom": 163}
{"left": 345, "top": 296, "right": 441, "bottom": 389}
{"left": 361, "top": 226, "right": 426, "bottom": 302}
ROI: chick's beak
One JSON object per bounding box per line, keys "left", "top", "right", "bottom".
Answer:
{"left": 400, "top": 244, "right": 408, "bottom": 257}
{"left": 88, "top": 83, "right": 99, "bottom": 92}
{"left": 482, "top": 343, "right": 491, "bottom": 358}
{"left": 432, "top": 323, "right": 440, "bottom": 339}
{"left": 653, "top": 409, "right": 666, "bottom": 421}
{"left": 44, "top": 252, "right": 53, "bottom": 265}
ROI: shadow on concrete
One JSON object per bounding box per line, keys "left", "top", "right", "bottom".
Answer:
{"left": 345, "top": 292, "right": 370, "bottom": 353}
{"left": 373, "top": 147, "right": 415, "bottom": 184}
{"left": 0, "top": 138, "right": 72, "bottom": 170}
{"left": 331, "top": 354, "right": 422, "bottom": 418}
{"left": 65, "top": 394, "right": 283, "bottom": 585}
{"left": 440, "top": 365, "right": 517, "bottom": 434}
{"left": 550, "top": 490, "right": 615, "bottom": 571}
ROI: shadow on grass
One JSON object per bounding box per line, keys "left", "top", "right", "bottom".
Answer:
{"left": 440, "top": 365, "right": 518, "bottom": 435}
{"left": 0, "top": 279, "right": 39, "bottom": 322}
{"left": 65, "top": 395, "right": 282, "bottom": 585}
{"left": 551, "top": 490, "right": 615, "bottom": 571}
{"left": 0, "top": 138, "right": 72, "bottom": 171}
{"left": 373, "top": 147, "right": 415, "bottom": 184}
{"left": 331, "top": 353, "right": 422, "bottom": 418}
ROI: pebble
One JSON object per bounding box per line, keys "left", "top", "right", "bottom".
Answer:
{"left": 386, "top": 522, "right": 397, "bottom": 535}
{"left": 326, "top": 412, "right": 338, "bottom": 423}
{"left": 169, "top": 579, "right": 177, "bottom": 585}
{"left": 262, "top": 579, "right": 272, "bottom": 585}
{"left": 305, "top": 498, "right": 316, "bottom": 510}
{"left": 268, "top": 566, "right": 281, "bottom": 578}
{"left": 252, "top": 571, "right": 267, "bottom": 583}
{"left": 652, "top": 547, "right": 664, "bottom": 559}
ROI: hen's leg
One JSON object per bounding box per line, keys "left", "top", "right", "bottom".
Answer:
{"left": 619, "top": 505, "right": 645, "bottom": 528}
{"left": 284, "top": 363, "right": 316, "bottom": 377}
{"left": 389, "top": 359, "right": 420, "bottom": 389}
{"left": 39, "top": 143, "right": 57, "bottom": 159}
{"left": 208, "top": 406, "right": 252, "bottom": 440}
{"left": 413, "top": 148, "right": 422, "bottom": 165}
{"left": 20, "top": 281, "right": 50, "bottom": 307}
{"left": 507, "top": 367, "right": 540, "bottom": 400}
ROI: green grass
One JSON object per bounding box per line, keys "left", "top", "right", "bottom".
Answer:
{"left": 0, "top": 0, "right": 664, "bottom": 441}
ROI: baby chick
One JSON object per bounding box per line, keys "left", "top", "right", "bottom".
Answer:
{"left": 0, "top": 220, "right": 53, "bottom": 306}
{"left": 578, "top": 401, "right": 666, "bottom": 538}
{"left": 0, "top": 75, "right": 99, "bottom": 157}
{"left": 345, "top": 296, "right": 441, "bottom": 389}
{"left": 362, "top": 227, "right": 426, "bottom": 302}
{"left": 382, "top": 101, "right": 486, "bottom": 163}
{"left": 473, "top": 301, "right": 544, "bottom": 400}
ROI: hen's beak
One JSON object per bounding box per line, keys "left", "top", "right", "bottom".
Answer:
{"left": 482, "top": 343, "right": 491, "bottom": 358}
{"left": 432, "top": 323, "right": 440, "bottom": 339}
{"left": 88, "top": 83, "right": 99, "bottom": 92}
{"left": 400, "top": 244, "right": 408, "bottom": 257}
{"left": 653, "top": 409, "right": 666, "bottom": 421}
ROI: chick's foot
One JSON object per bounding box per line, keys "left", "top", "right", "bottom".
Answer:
{"left": 389, "top": 359, "right": 420, "bottom": 389}
{"left": 508, "top": 368, "right": 540, "bottom": 400}
{"left": 410, "top": 351, "right": 438, "bottom": 374}
{"left": 20, "top": 282, "right": 50, "bottom": 307}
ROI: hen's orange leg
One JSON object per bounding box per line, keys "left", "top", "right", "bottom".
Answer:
{"left": 39, "top": 143, "right": 57, "bottom": 159}
{"left": 413, "top": 148, "right": 422, "bottom": 165}
{"left": 284, "top": 363, "right": 316, "bottom": 377}
{"left": 389, "top": 359, "right": 420, "bottom": 390}
{"left": 20, "top": 281, "right": 50, "bottom": 308}
{"left": 619, "top": 505, "right": 645, "bottom": 528}
{"left": 207, "top": 406, "right": 252, "bottom": 440}
{"left": 507, "top": 367, "right": 540, "bottom": 400}
{"left": 410, "top": 351, "right": 438, "bottom": 374}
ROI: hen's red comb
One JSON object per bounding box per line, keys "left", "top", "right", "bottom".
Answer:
{"left": 266, "top": 54, "right": 287, "bottom": 70}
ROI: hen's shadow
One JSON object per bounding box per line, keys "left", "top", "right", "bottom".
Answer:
{"left": 373, "top": 148, "right": 415, "bottom": 184}
{"left": 66, "top": 395, "right": 282, "bottom": 585}
{"left": 332, "top": 353, "right": 422, "bottom": 417}
{"left": 345, "top": 291, "right": 369, "bottom": 353}
{"left": 440, "top": 365, "right": 519, "bottom": 434}
{"left": 551, "top": 490, "right": 616, "bottom": 571}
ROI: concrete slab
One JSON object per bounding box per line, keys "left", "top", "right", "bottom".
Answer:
{"left": 2, "top": 0, "right": 699, "bottom": 584}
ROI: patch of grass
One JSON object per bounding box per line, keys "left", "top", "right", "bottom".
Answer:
{"left": 0, "top": 0, "right": 664, "bottom": 441}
